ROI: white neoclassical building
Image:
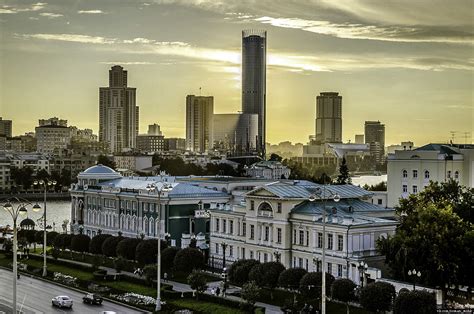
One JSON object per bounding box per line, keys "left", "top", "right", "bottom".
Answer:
{"left": 209, "top": 181, "right": 397, "bottom": 285}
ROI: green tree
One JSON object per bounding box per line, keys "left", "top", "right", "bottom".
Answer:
{"left": 359, "top": 282, "right": 395, "bottom": 313}
{"left": 248, "top": 262, "right": 285, "bottom": 299}
{"left": 331, "top": 278, "right": 357, "bottom": 314}
{"left": 89, "top": 234, "right": 112, "bottom": 255}
{"left": 101, "top": 235, "right": 124, "bottom": 257}
{"left": 241, "top": 281, "right": 261, "bottom": 306}
{"left": 336, "top": 156, "right": 351, "bottom": 185}
{"left": 269, "top": 153, "right": 283, "bottom": 162}
{"left": 228, "top": 259, "right": 260, "bottom": 286}
{"left": 114, "top": 256, "right": 127, "bottom": 273}
{"left": 187, "top": 270, "right": 208, "bottom": 299}
{"left": 143, "top": 264, "right": 157, "bottom": 286}
{"left": 173, "top": 248, "right": 205, "bottom": 274}
{"left": 278, "top": 268, "right": 307, "bottom": 290}
{"left": 97, "top": 155, "right": 116, "bottom": 170}
{"left": 53, "top": 233, "right": 73, "bottom": 251}
{"left": 116, "top": 238, "right": 141, "bottom": 260}
{"left": 70, "top": 234, "right": 91, "bottom": 254}
{"left": 393, "top": 290, "right": 436, "bottom": 314}
{"left": 135, "top": 239, "right": 167, "bottom": 266}
{"left": 161, "top": 247, "right": 180, "bottom": 274}
{"left": 299, "top": 272, "right": 335, "bottom": 299}
{"left": 35, "top": 169, "right": 50, "bottom": 182}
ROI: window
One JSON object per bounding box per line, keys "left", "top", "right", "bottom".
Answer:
{"left": 250, "top": 251, "right": 254, "bottom": 259}
{"left": 413, "top": 185, "right": 418, "bottom": 193}
{"left": 264, "top": 226, "right": 269, "bottom": 241}
{"left": 250, "top": 200, "right": 255, "bottom": 210}
{"left": 250, "top": 225, "right": 255, "bottom": 240}
{"left": 327, "top": 263, "right": 332, "bottom": 274}
{"left": 454, "top": 171, "right": 459, "bottom": 180}
{"left": 229, "top": 245, "right": 233, "bottom": 257}
{"left": 447, "top": 170, "right": 452, "bottom": 178}
{"left": 402, "top": 170, "right": 408, "bottom": 178}
{"left": 298, "top": 257, "right": 303, "bottom": 267}
{"left": 229, "top": 220, "right": 234, "bottom": 234}
{"left": 264, "top": 253, "right": 268, "bottom": 262}
{"left": 413, "top": 170, "right": 418, "bottom": 178}
{"left": 215, "top": 243, "right": 219, "bottom": 254}
{"left": 215, "top": 218, "right": 220, "bottom": 232}
{"left": 327, "top": 234, "right": 333, "bottom": 250}
{"left": 277, "top": 202, "right": 282, "bottom": 213}
{"left": 293, "top": 230, "right": 297, "bottom": 244}
{"left": 299, "top": 230, "right": 304, "bottom": 245}
{"left": 306, "top": 231, "right": 309, "bottom": 246}
{"left": 242, "top": 222, "right": 246, "bottom": 237}
{"left": 317, "top": 232, "right": 323, "bottom": 248}
{"left": 337, "top": 235, "right": 343, "bottom": 251}
{"left": 402, "top": 184, "right": 408, "bottom": 193}
{"left": 377, "top": 199, "right": 383, "bottom": 205}
{"left": 424, "top": 170, "right": 430, "bottom": 179}
{"left": 338, "top": 265, "right": 343, "bottom": 277}
{"left": 277, "top": 228, "right": 282, "bottom": 244}
{"left": 241, "top": 248, "right": 245, "bottom": 259}
{"left": 223, "top": 219, "right": 227, "bottom": 233}
{"left": 305, "top": 259, "right": 309, "bottom": 271}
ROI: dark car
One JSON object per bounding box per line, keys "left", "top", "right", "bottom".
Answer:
{"left": 82, "top": 293, "right": 103, "bottom": 305}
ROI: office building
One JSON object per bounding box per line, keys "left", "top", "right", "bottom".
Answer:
{"left": 355, "top": 134, "right": 364, "bottom": 144}
{"left": 39, "top": 117, "right": 67, "bottom": 127}
{"left": 136, "top": 124, "right": 165, "bottom": 153}
{"left": 0, "top": 118, "right": 12, "bottom": 137}
{"left": 213, "top": 113, "right": 258, "bottom": 155}
{"left": 147, "top": 124, "right": 162, "bottom": 136}
{"left": 315, "top": 92, "right": 342, "bottom": 144}
{"left": 99, "top": 65, "right": 139, "bottom": 153}
{"left": 186, "top": 95, "right": 214, "bottom": 153}
{"left": 164, "top": 138, "right": 186, "bottom": 152}
{"left": 242, "top": 30, "right": 267, "bottom": 156}
{"left": 114, "top": 155, "right": 153, "bottom": 172}
{"left": 35, "top": 118, "right": 71, "bottom": 154}
{"left": 365, "top": 121, "right": 385, "bottom": 164}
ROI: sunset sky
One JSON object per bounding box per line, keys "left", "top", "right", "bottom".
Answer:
{"left": 0, "top": 0, "right": 472, "bottom": 145}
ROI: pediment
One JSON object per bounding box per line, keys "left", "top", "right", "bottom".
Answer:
{"left": 246, "top": 188, "right": 280, "bottom": 198}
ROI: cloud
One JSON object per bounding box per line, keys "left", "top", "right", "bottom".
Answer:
{"left": 100, "top": 61, "right": 156, "bottom": 65}
{"left": 78, "top": 10, "right": 105, "bottom": 14}
{"left": 19, "top": 33, "right": 118, "bottom": 44}
{"left": 39, "top": 12, "right": 63, "bottom": 18}
{"left": 0, "top": 2, "right": 46, "bottom": 14}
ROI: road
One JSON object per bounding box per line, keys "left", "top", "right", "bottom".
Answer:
{"left": 0, "top": 268, "right": 146, "bottom": 314}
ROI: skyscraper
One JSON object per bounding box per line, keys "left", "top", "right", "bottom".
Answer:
{"left": 315, "top": 92, "right": 342, "bottom": 144}
{"left": 213, "top": 113, "right": 258, "bottom": 155}
{"left": 99, "top": 65, "right": 139, "bottom": 153}
{"left": 186, "top": 95, "right": 214, "bottom": 153}
{"left": 365, "top": 121, "right": 386, "bottom": 164}
{"left": 0, "top": 118, "right": 12, "bottom": 137}
{"left": 242, "top": 30, "right": 266, "bottom": 157}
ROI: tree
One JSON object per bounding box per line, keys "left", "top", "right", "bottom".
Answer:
{"left": 35, "top": 169, "right": 50, "bottom": 182}
{"left": 135, "top": 239, "right": 166, "bottom": 265}
{"left": 89, "top": 234, "right": 112, "bottom": 255}
{"left": 10, "top": 167, "right": 34, "bottom": 190}
{"left": 393, "top": 290, "right": 436, "bottom": 314}
{"left": 228, "top": 259, "right": 260, "bottom": 286}
{"left": 116, "top": 238, "right": 141, "bottom": 260}
{"left": 173, "top": 248, "right": 205, "bottom": 273}
{"left": 70, "top": 234, "right": 90, "bottom": 254}
{"left": 269, "top": 153, "right": 283, "bottom": 162}
{"left": 45, "top": 231, "right": 59, "bottom": 246}
{"left": 331, "top": 279, "right": 357, "bottom": 313}
{"left": 143, "top": 264, "right": 157, "bottom": 286}
{"left": 336, "top": 156, "right": 351, "bottom": 185}
{"left": 161, "top": 247, "right": 180, "bottom": 273}
{"left": 101, "top": 235, "right": 124, "bottom": 257}
{"left": 299, "top": 272, "right": 335, "bottom": 299}
{"left": 278, "top": 268, "right": 307, "bottom": 290}
{"left": 114, "top": 256, "right": 127, "bottom": 273}
{"left": 53, "top": 233, "right": 73, "bottom": 251}
{"left": 241, "top": 281, "right": 261, "bottom": 305}
{"left": 97, "top": 155, "right": 116, "bottom": 170}
{"left": 248, "top": 262, "right": 285, "bottom": 299}
{"left": 359, "top": 282, "right": 395, "bottom": 313}
{"left": 187, "top": 270, "right": 208, "bottom": 299}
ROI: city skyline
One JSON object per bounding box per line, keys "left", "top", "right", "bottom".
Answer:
{"left": 1, "top": 0, "right": 472, "bottom": 145}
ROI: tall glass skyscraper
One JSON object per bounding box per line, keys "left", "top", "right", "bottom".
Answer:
{"left": 242, "top": 30, "right": 266, "bottom": 157}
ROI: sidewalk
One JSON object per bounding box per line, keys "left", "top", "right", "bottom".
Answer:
{"left": 30, "top": 253, "right": 283, "bottom": 313}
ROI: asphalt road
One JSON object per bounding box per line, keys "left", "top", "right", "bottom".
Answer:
{"left": 0, "top": 269, "right": 146, "bottom": 314}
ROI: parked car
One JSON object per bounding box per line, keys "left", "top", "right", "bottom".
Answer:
{"left": 83, "top": 293, "right": 103, "bottom": 305}
{"left": 51, "top": 296, "right": 73, "bottom": 308}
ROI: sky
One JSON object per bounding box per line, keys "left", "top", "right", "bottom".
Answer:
{"left": 0, "top": 0, "right": 472, "bottom": 146}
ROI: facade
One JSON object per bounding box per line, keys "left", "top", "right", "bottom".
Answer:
{"left": 8, "top": 152, "right": 50, "bottom": 174}
{"left": 387, "top": 143, "right": 474, "bottom": 207}
{"left": 213, "top": 113, "right": 258, "bottom": 155}
{"left": 0, "top": 155, "right": 11, "bottom": 192}
{"left": 164, "top": 138, "right": 186, "bottom": 151}
{"left": 70, "top": 165, "right": 229, "bottom": 246}
{"left": 0, "top": 118, "right": 12, "bottom": 137}
{"left": 387, "top": 141, "right": 415, "bottom": 155}
{"left": 147, "top": 124, "right": 162, "bottom": 136}
{"left": 245, "top": 161, "right": 291, "bottom": 179}
{"left": 186, "top": 95, "right": 214, "bottom": 153}
{"left": 315, "top": 92, "right": 342, "bottom": 144}
{"left": 137, "top": 135, "right": 165, "bottom": 153}
{"left": 99, "top": 65, "right": 139, "bottom": 153}
{"left": 365, "top": 121, "right": 385, "bottom": 164}
{"left": 355, "top": 134, "right": 364, "bottom": 144}
{"left": 114, "top": 155, "right": 153, "bottom": 172}
{"left": 242, "top": 30, "right": 267, "bottom": 157}
{"left": 35, "top": 120, "right": 71, "bottom": 154}
{"left": 209, "top": 181, "right": 397, "bottom": 284}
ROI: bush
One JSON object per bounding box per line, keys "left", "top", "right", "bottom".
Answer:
{"left": 114, "top": 256, "right": 127, "bottom": 273}
{"left": 187, "top": 270, "right": 208, "bottom": 298}
{"left": 360, "top": 282, "right": 396, "bottom": 313}
{"left": 46, "top": 231, "right": 59, "bottom": 246}
{"left": 143, "top": 264, "right": 157, "bottom": 285}
{"left": 89, "top": 234, "right": 112, "bottom": 254}
{"left": 116, "top": 238, "right": 141, "bottom": 260}
{"left": 278, "top": 268, "right": 307, "bottom": 290}
{"left": 161, "top": 247, "right": 180, "bottom": 273}
{"left": 393, "top": 290, "right": 437, "bottom": 314}
{"left": 173, "top": 248, "right": 205, "bottom": 273}
{"left": 228, "top": 259, "right": 260, "bottom": 286}
{"left": 53, "top": 233, "right": 73, "bottom": 251}
{"left": 70, "top": 234, "right": 91, "bottom": 253}
{"left": 331, "top": 278, "right": 357, "bottom": 313}
{"left": 299, "top": 272, "right": 335, "bottom": 299}
{"left": 241, "top": 281, "right": 261, "bottom": 305}
{"left": 248, "top": 262, "right": 285, "bottom": 299}
{"left": 135, "top": 239, "right": 158, "bottom": 265}
{"left": 101, "top": 235, "right": 124, "bottom": 257}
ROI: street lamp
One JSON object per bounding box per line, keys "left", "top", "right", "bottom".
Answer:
{"left": 308, "top": 185, "right": 340, "bottom": 314}
{"left": 357, "top": 262, "right": 369, "bottom": 288}
{"left": 221, "top": 267, "right": 228, "bottom": 297}
{"left": 33, "top": 179, "right": 56, "bottom": 277}
{"left": 2, "top": 198, "right": 31, "bottom": 314}
{"left": 273, "top": 250, "right": 281, "bottom": 263}
{"left": 145, "top": 182, "right": 173, "bottom": 312}
{"left": 221, "top": 242, "right": 228, "bottom": 269}
{"left": 408, "top": 269, "right": 421, "bottom": 291}
{"left": 312, "top": 256, "right": 321, "bottom": 272}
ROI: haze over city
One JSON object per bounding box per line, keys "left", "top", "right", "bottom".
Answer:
{"left": 0, "top": 0, "right": 472, "bottom": 145}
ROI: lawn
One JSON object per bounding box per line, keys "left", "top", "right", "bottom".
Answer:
{"left": 171, "top": 271, "right": 221, "bottom": 284}
{"left": 23, "top": 258, "right": 94, "bottom": 281}
{"left": 169, "top": 299, "right": 248, "bottom": 314}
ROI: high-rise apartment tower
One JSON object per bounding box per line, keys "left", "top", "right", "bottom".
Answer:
{"left": 315, "top": 92, "right": 342, "bottom": 144}
{"left": 186, "top": 95, "right": 214, "bottom": 153}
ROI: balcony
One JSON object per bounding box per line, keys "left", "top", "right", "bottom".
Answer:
{"left": 258, "top": 210, "right": 273, "bottom": 218}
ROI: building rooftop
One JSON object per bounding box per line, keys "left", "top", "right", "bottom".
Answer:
{"left": 82, "top": 164, "right": 117, "bottom": 174}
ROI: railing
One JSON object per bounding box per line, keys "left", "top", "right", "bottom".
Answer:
{"left": 258, "top": 210, "right": 273, "bottom": 218}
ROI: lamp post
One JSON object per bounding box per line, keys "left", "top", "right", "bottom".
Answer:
{"left": 312, "top": 256, "right": 321, "bottom": 272}
{"left": 145, "top": 182, "right": 173, "bottom": 312}
{"left": 357, "top": 261, "right": 368, "bottom": 288}
{"left": 33, "top": 179, "right": 56, "bottom": 277}
{"left": 222, "top": 267, "right": 228, "bottom": 297}
{"left": 221, "top": 242, "right": 228, "bottom": 269}
{"left": 308, "top": 185, "right": 340, "bottom": 314}
{"left": 2, "top": 198, "right": 32, "bottom": 314}
{"left": 273, "top": 250, "right": 281, "bottom": 263}
{"left": 408, "top": 269, "right": 421, "bottom": 291}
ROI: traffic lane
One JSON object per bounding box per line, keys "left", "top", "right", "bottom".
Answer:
{"left": 0, "top": 269, "right": 146, "bottom": 313}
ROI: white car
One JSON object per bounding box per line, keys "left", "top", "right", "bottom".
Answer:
{"left": 51, "top": 295, "right": 73, "bottom": 308}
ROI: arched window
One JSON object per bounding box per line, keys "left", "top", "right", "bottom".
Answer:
{"left": 402, "top": 170, "right": 408, "bottom": 178}
{"left": 454, "top": 171, "right": 459, "bottom": 180}
{"left": 144, "top": 217, "right": 149, "bottom": 235}
{"left": 149, "top": 218, "right": 154, "bottom": 236}
{"left": 424, "top": 170, "right": 430, "bottom": 179}
{"left": 258, "top": 202, "right": 273, "bottom": 211}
